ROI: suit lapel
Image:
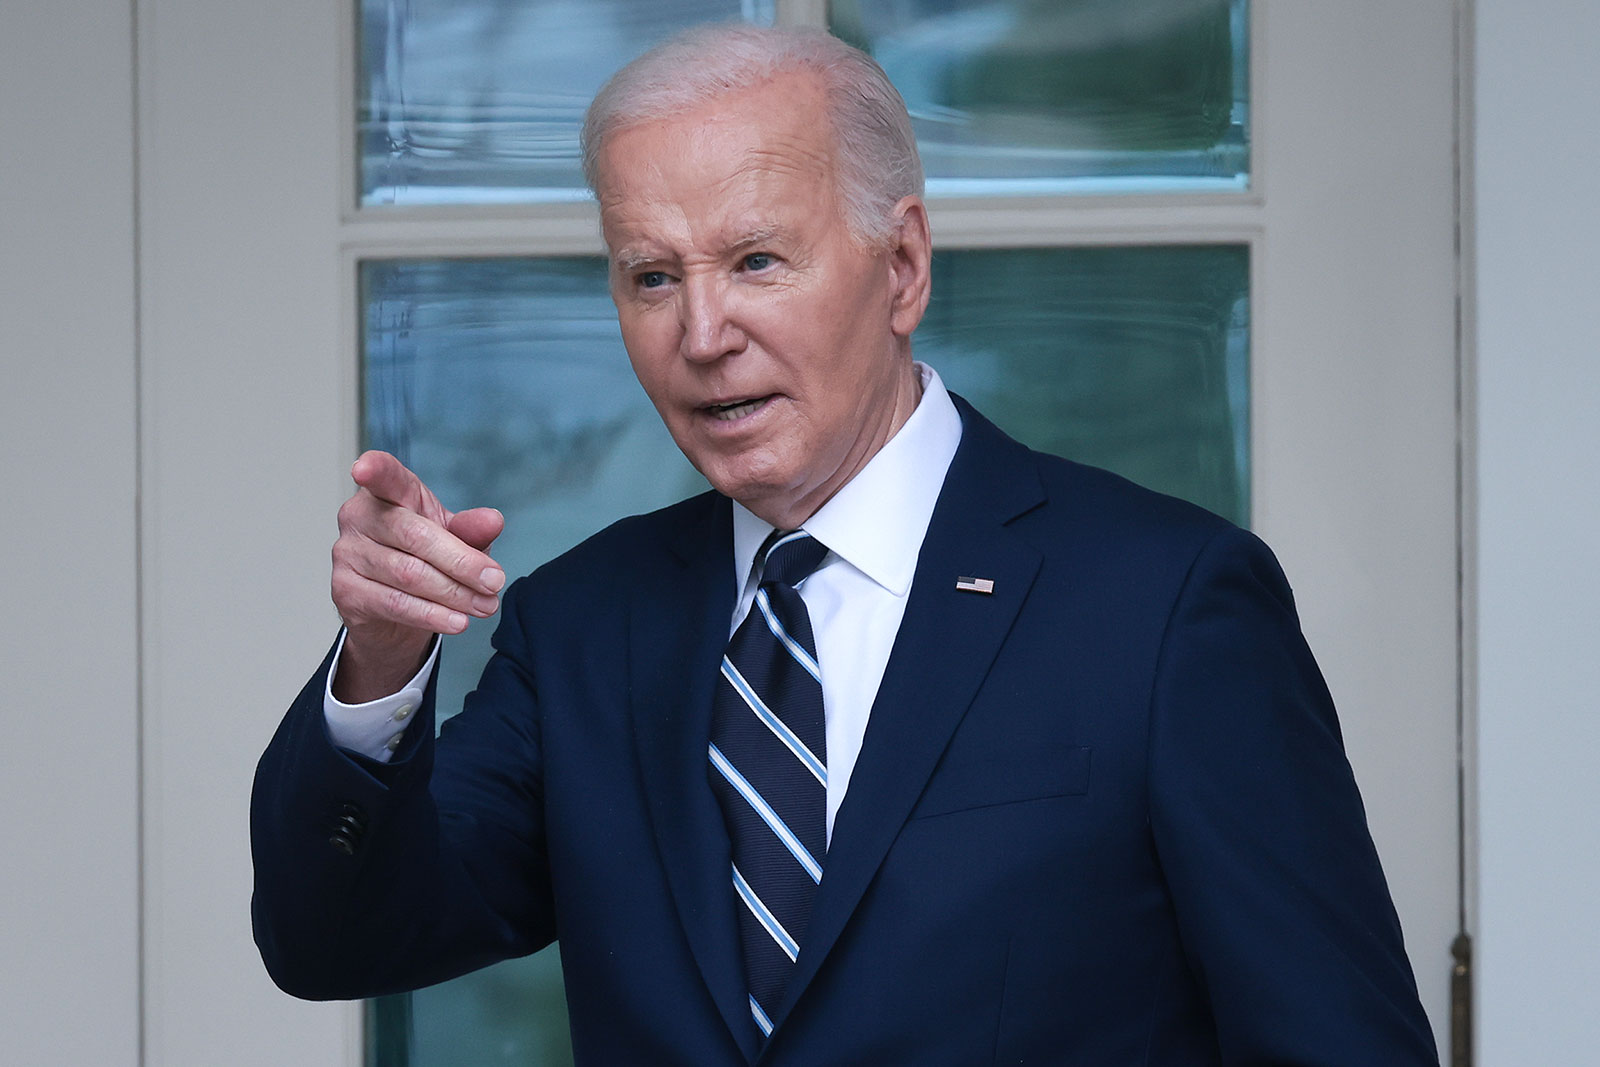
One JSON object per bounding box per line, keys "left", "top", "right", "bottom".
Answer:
{"left": 629, "top": 494, "right": 761, "bottom": 1062}
{"left": 767, "top": 400, "right": 1047, "bottom": 1031}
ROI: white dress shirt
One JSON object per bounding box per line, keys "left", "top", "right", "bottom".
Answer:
{"left": 325, "top": 363, "right": 964, "bottom": 845}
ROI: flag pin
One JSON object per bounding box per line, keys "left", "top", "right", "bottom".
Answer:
{"left": 955, "top": 576, "right": 995, "bottom": 594}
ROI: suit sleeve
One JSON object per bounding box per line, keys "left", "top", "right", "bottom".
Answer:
{"left": 1147, "top": 527, "right": 1439, "bottom": 1065}
{"left": 250, "top": 576, "right": 557, "bottom": 1000}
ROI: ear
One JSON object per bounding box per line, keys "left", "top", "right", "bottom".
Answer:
{"left": 885, "top": 196, "right": 933, "bottom": 338}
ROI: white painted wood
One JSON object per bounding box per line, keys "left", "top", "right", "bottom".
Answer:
{"left": 775, "top": 0, "right": 829, "bottom": 29}
{"left": 134, "top": 0, "right": 1462, "bottom": 1060}
{"left": 1252, "top": 5, "right": 1460, "bottom": 1048}
{"left": 1474, "top": 0, "right": 1600, "bottom": 1061}
{"left": 0, "top": 3, "right": 141, "bottom": 1064}
{"left": 136, "top": 0, "right": 353, "bottom": 1063}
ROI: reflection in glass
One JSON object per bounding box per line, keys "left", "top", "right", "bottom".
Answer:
{"left": 927, "top": 245, "right": 1250, "bottom": 524}
{"left": 360, "top": 245, "right": 1248, "bottom": 1063}
{"left": 362, "top": 257, "right": 708, "bottom": 719}
{"left": 833, "top": 0, "right": 1249, "bottom": 194}
{"left": 359, "top": 0, "right": 774, "bottom": 206}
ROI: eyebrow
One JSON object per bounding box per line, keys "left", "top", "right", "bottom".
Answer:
{"left": 728, "top": 225, "right": 786, "bottom": 252}
{"left": 611, "top": 249, "right": 656, "bottom": 274}
{"left": 610, "top": 225, "right": 793, "bottom": 275}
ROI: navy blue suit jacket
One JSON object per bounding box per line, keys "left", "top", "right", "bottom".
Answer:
{"left": 253, "top": 398, "right": 1438, "bottom": 1064}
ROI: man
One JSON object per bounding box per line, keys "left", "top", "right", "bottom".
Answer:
{"left": 253, "top": 24, "right": 1438, "bottom": 1065}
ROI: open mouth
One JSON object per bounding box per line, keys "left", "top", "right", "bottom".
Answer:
{"left": 706, "top": 396, "right": 772, "bottom": 422}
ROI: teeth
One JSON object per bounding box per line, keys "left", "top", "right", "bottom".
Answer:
{"left": 710, "top": 397, "right": 766, "bottom": 421}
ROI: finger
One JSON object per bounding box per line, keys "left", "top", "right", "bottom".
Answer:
{"left": 342, "top": 539, "right": 501, "bottom": 619}
{"left": 359, "top": 505, "right": 504, "bottom": 597}
{"left": 335, "top": 568, "right": 474, "bottom": 635}
{"left": 448, "top": 507, "right": 505, "bottom": 554}
{"left": 351, "top": 450, "right": 429, "bottom": 513}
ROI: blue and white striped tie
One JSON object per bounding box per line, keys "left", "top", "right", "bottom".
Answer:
{"left": 708, "top": 529, "right": 829, "bottom": 1041}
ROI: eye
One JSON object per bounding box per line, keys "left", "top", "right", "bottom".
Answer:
{"left": 636, "top": 270, "right": 669, "bottom": 289}
{"left": 741, "top": 252, "right": 775, "bottom": 272}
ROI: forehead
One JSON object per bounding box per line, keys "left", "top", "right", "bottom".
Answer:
{"left": 595, "top": 73, "right": 840, "bottom": 251}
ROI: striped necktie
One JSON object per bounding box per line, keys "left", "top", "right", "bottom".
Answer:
{"left": 708, "top": 529, "right": 829, "bottom": 1041}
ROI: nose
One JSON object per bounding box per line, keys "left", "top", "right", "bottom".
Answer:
{"left": 678, "top": 273, "right": 745, "bottom": 363}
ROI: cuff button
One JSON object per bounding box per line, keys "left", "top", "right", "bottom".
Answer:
{"left": 328, "top": 803, "right": 367, "bottom": 854}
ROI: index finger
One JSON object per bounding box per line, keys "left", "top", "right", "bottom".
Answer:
{"left": 351, "top": 450, "right": 427, "bottom": 512}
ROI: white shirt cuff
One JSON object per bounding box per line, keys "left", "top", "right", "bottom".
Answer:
{"left": 322, "top": 629, "right": 439, "bottom": 762}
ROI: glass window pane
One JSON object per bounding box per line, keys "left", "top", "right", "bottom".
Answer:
{"left": 832, "top": 0, "right": 1250, "bottom": 195}
{"left": 923, "top": 245, "right": 1250, "bottom": 524}
{"left": 359, "top": 1, "right": 775, "bottom": 206}
{"left": 362, "top": 257, "right": 708, "bottom": 717}
{"left": 359, "top": 244, "right": 1247, "bottom": 1064}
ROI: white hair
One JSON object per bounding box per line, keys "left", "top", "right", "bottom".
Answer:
{"left": 581, "top": 23, "right": 924, "bottom": 248}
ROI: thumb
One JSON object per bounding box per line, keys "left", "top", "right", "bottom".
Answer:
{"left": 448, "top": 507, "right": 505, "bottom": 552}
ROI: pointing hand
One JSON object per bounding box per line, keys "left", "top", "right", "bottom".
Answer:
{"left": 328, "top": 451, "right": 506, "bottom": 702}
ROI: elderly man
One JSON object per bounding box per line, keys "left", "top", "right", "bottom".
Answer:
{"left": 253, "top": 24, "right": 1438, "bottom": 1065}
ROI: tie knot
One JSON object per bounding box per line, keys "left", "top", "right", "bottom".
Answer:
{"left": 758, "top": 530, "right": 828, "bottom": 589}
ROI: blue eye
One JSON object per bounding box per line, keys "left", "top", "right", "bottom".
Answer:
{"left": 637, "top": 271, "right": 668, "bottom": 289}
{"left": 742, "top": 253, "right": 774, "bottom": 272}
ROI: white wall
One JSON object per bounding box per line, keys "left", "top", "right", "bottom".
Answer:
{"left": 1474, "top": 0, "right": 1600, "bottom": 1061}
{"left": 0, "top": 2, "right": 142, "bottom": 1063}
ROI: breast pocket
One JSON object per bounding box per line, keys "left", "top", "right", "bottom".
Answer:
{"left": 911, "top": 742, "right": 1092, "bottom": 820}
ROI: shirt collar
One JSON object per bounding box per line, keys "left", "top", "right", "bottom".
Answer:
{"left": 731, "top": 362, "right": 963, "bottom": 599}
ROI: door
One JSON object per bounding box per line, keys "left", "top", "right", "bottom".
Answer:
{"left": 137, "top": 1, "right": 1462, "bottom": 1062}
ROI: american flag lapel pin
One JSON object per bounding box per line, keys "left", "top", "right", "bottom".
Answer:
{"left": 955, "top": 576, "right": 995, "bottom": 595}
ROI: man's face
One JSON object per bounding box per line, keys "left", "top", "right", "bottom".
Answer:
{"left": 595, "top": 72, "right": 929, "bottom": 529}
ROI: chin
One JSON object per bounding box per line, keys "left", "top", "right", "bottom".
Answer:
{"left": 707, "top": 469, "right": 804, "bottom": 519}
{"left": 699, "top": 452, "right": 791, "bottom": 502}
{"left": 708, "top": 474, "right": 780, "bottom": 508}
